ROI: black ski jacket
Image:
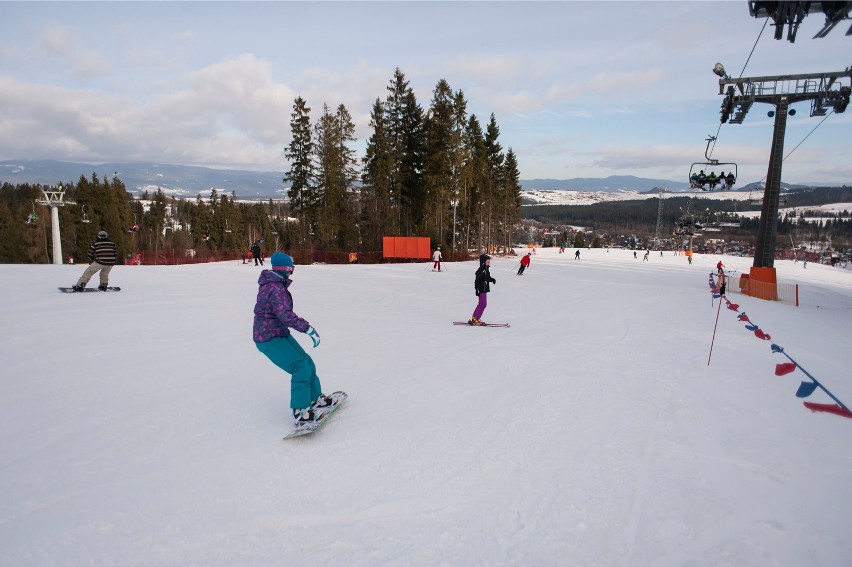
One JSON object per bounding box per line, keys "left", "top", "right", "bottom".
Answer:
{"left": 474, "top": 265, "right": 495, "bottom": 294}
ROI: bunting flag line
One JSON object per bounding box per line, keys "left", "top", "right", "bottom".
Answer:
{"left": 770, "top": 344, "right": 852, "bottom": 419}
{"left": 707, "top": 273, "right": 851, "bottom": 420}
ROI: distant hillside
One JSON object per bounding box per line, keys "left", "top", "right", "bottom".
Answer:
{"left": 521, "top": 176, "right": 691, "bottom": 192}
{"left": 0, "top": 159, "right": 284, "bottom": 198}
{"left": 2, "top": 159, "right": 845, "bottom": 199}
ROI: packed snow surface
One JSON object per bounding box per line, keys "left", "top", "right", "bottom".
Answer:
{"left": 2, "top": 249, "right": 851, "bottom": 566}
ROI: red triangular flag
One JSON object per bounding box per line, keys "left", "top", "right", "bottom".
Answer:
{"left": 803, "top": 402, "right": 852, "bottom": 419}
{"left": 754, "top": 329, "right": 771, "bottom": 340}
{"left": 775, "top": 362, "right": 797, "bottom": 376}
{"left": 727, "top": 303, "right": 740, "bottom": 311}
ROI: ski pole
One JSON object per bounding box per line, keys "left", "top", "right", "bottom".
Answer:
{"left": 707, "top": 295, "right": 723, "bottom": 366}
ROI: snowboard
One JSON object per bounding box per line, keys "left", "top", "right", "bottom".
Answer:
{"left": 283, "top": 391, "right": 348, "bottom": 439}
{"left": 59, "top": 286, "right": 121, "bottom": 293}
{"left": 453, "top": 321, "right": 510, "bottom": 327}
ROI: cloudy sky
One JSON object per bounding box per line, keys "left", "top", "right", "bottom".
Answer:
{"left": 2, "top": 1, "right": 850, "bottom": 185}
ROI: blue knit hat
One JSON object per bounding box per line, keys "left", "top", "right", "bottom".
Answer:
{"left": 270, "top": 252, "right": 294, "bottom": 274}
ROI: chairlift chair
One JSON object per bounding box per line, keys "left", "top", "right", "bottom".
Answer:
{"left": 688, "top": 136, "right": 738, "bottom": 191}
{"left": 25, "top": 202, "right": 39, "bottom": 225}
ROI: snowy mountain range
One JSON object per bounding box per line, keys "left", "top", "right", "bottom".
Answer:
{"left": 0, "top": 159, "right": 839, "bottom": 202}
{"left": 1, "top": 159, "right": 694, "bottom": 197}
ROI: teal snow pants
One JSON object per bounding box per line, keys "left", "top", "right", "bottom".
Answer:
{"left": 256, "top": 335, "right": 322, "bottom": 410}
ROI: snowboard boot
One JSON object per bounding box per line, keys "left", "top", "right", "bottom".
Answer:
{"left": 72, "top": 284, "right": 85, "bottom": 292}
{"left": 98, "top": 283, "right": 108, "bottom": 291}
{"left": 310, "top": 394, "right": 335, "bottom": 416}
{"left": 469, "top": 317, "right": 486, "bottom": 326}
{"left": 292, "top": 408, "right": 317, "bottom": 424}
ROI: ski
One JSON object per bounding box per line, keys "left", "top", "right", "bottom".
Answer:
{"left": 59, "top": 287, "right": 121, "bottom": 293}
{"left": 452, "top": 321, "right": 510, "bottom": 327}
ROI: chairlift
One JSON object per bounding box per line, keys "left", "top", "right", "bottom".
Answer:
{"left": 25, "top": 202, "right": 39, "bottom": 225}
{"left": 81, "top": 205, "right": 91, "bottom": 224}
{"left": 688, "top": 136, "right": 738, "bottom": 191}
{"left": 225, "top": 219, "right": 232, "bottom": 234}
{"left": 129, "top": 213, "right": 139, "bottom": 233}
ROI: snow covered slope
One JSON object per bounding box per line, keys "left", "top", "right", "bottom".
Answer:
{"left": 1, "top": 251, "right": 851, "bottom": 566}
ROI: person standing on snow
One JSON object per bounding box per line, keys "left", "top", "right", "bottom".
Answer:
{"left": 716, "top": 260, "right": 725, "bottom": 276}
{"left": 518, "top": 252, "right": 532, "bottom": 275}
{"left": 72, "top": 230, "right": 118, "bottom": 291}
{"left": 470, "top": 254, "right": 496, "bottom": 325}
{"left": 432, "top": 247, "right": 442, "bottom": 272}
{"left": 253, "top": 252, "right": 331, "bottom": 424}
{"left": 251, "top": 240, "right": 264, "bottom": 266}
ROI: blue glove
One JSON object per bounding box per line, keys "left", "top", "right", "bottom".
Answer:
{"left": 306, "top": 326, "right": 320, "bottom": 348}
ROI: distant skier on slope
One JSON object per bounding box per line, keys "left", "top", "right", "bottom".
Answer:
{"left": 517, "top": 252, "right": 531, "bottom": 275}
{"left": 252, "top": 240, "right": 264, "bottom": 266}
{"left": 253, "top": 252, "right": 333, "bottom": 425}
{"left": 469, "top": 254, "right": 496, "bottom": 326}
{"left": 432, "top": 247, "right": 442, "bottom": 272}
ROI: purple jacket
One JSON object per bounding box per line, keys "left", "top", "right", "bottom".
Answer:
{"left": 253, "top": 270, "right": 310, "bottom": 343}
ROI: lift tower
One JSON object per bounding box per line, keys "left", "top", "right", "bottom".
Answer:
{"left": 715, "top": 63, "right": 851, "bottom": 296}
{"left": 36, "top": 184, "right": 75, "bottom": 265}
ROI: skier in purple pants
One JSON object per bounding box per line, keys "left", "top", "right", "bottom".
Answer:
{"left": 469, "top": 254, "right": 496, "bottom": 326}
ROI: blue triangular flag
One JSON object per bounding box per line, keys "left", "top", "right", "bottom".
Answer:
{"left": 795, "top": 380, "right": 819, "bottom": 398}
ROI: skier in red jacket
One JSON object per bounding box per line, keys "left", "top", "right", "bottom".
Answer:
{"left": 517, "top": 252, "right": 531, "bottom": 275}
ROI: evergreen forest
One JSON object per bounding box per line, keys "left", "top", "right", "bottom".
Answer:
{"left": 0, "top": 69, "right": 524, "bottom": 265}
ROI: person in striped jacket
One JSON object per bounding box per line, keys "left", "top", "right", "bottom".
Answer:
{"left": 72, "top": 231, "right": 118, "bottom": 291}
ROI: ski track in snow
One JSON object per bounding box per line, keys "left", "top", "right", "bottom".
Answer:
{"left": 1, "top": 249, "right": 851, "bottom": 566}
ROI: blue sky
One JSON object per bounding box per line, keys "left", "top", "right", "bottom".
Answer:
{"left": 1, "top": 1, "right": 850, "bottom": 185}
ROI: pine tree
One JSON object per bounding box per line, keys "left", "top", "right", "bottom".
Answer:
{"left": 284, "top": 96, "right": 315, "bottom": 247}
{"left": 385, "top": 68, "right": 425, "bottom": 235}
{"left": 361, "top": 98, "right": 395, "bottom": 248}
{"left": 484, "top": 114, "right": 505, "bottom": 252}
{"left": 423, "top": 79, "right": 456, "bottom": 248}
{"left": 502, "top": 148, "right": 523, "bottom": 250}
{"left": 314, "top": 103, "right": 358, "bottom": 249}
{"left": 463, "top": 114, "right": 487, "bottom": 252}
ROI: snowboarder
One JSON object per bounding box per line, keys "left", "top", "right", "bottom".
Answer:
{"left": 716, "top": 260, "right": 724, "bottom": 276}
{"left": 251, "top": 241, "right": 264, "bottom": 266}
{"left": 643, "top": 250, "right": 650, "bottom": 261}
{"left": 72, "top": 231, "right": 118, "bottom": 291}
{"left": 432, "top": 247, "right": 442, "bottom": 272}
{"left": 470, "top": 254, "right": 496, "bottom": 326}
{"left": 253, "top": 252, "right": 331, "bottom": 424}
{"left": 575, "top": 249, "right": 581, "bottom": 260}
{"left": 518, "top": 252, "right": 531, "bottom": 275}
{"left": 717, "top": 271, "right": 727, "bottom": 297}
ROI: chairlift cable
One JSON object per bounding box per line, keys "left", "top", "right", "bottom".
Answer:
{"left": 708, "top": 18, "right": 768, "bottom": 161}
{"left": 754, "top": 110, "right": 835, "bottom": 185}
